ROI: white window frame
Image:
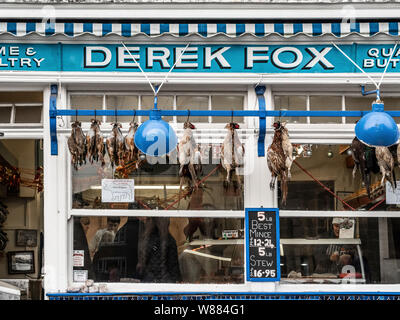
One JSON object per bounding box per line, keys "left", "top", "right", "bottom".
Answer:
{"left": 67, "top": 91, "right": 248, "bottom": 129}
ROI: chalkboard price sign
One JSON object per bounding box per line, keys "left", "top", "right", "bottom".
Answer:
{"left": 245, "top": 208, "right": 280, "bottom": 282}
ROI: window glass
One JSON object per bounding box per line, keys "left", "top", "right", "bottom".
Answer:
{"left": 277, "top": 144, "right": 396, "bottom": 211}
{"left": 274, "top": 95, "right": 307, "bottom": 124}
{"left": 106, "top": 95, "right": 138, "bottom": 123}
{"left": 14, "top": 106, "right": 42, "bottom": 123}
{"left": 176, "top": 96, "right": 209, "bottom": 123}
{"left": 72, "top": 143, "right": 244, "bottom": 211}
{"left": 309, "top": 95, "right": 342, "bottom": 123}
{"left": 73, "top": 216, "right": 244, "bottom": 284}
{"left": 0, "top": 92, "right": 42, "bottom": 104}
{"left": 344, "top": 96, "right": 372, "bottom": 124}
{"left": 211, "top": 96, "right": 244, "bottom": 123}
{"left": 279, "top": 217, "right": 400, "bottom": 284}
{"left": 0, "top": 107, "right": 11, "bottom": 123}
{"left": 379, "top": 97, "right": 400, "bottom": 122}
{"left": 142, "top": 95, "right": 174, "bottom": 123}
{"left": 70, "top": 95, "right": 103, "bottom": 122}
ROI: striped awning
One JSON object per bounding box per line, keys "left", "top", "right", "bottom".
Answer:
{"left": 2, "top": 21, "right": 400, "bottom": 38}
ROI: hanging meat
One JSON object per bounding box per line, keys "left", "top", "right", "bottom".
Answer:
{"left": 178, "top": 121, "right": 201, "bottom": 206}
{"left": 124, "top": 121, "right": 140, "bottom": 167}
{"left": 86, "top": 119, "right": 105, "bottom": 167}
{"left": 375, "top": 146, "right": 397, "bottom": 191}
{"left": 221, "top": 122, "right": 245, "bottom": 191}
{"left": 350, "top": 137, "right": 380, "bottom": 198}
{"left": 67, "top": 121, "right": 87, "bottom": 170}
{"left": 279, "top": 121, "right": 294, "bottom": 179}
{"left": 106, "top": 122, "right": 125, "bottom": 168}
{"left": 267, "top": 121, "right": 289, "bottom": 205}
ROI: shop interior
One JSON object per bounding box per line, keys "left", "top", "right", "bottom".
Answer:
{"left": 0, "top": 92, "right": 44, "bottom": 299}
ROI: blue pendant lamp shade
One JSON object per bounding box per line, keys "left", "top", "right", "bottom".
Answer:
{"left": 134, "top": 108, "right": 178, "bottom": 157}
{"left": 355, "top": 102, "right": 399, "bottom": 147}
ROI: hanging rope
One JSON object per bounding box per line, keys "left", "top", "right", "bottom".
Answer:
{"left": 293, "top": 159, "right": 356, "bottom": 211}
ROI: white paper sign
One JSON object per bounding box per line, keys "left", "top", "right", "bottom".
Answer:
{"left": 385, "top": 181, "right": 400, "bottom": 204}
{"left": 73, "top": 250, "right": 85, "bottom": 267}
{"left": 73, "top": 270, "right": 88, "bottom": 282}
{"left": 339, "top": 219, "right": 355, "bottom": 239}
{"left": 101, "top": 179, "right": 135, "bottom": 203}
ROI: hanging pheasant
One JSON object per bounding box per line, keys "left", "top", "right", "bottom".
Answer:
{"left": 267, "top": 121, "right": 291, "bottom": 205}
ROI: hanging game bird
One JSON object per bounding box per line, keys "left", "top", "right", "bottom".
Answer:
{"left": 375, "top": 146, "right": 397, "bottom": 191}
{"left": 267, "top": 121, "right": 290, "bottom": 205}
{"left": 350, "top": 136, "right": 380, "bottom": 199}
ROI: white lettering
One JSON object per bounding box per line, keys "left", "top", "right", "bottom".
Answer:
{"left": 175, "top": 47, "right": 198, "bottom": 68}
{"left": 147, "top": 47, "right": 170, "bottom": 68}
{"left": 117, "top": 46, "right": 140, "bottom": 68}
{"left": 204, "top": 47, "right": 230, "bottom": 68}
{"left": 9, "top": 47, "right": 19, "bottom": 56}
{"left": 7, "top": 58, "right": 17, "bottom": 67}
{"left": 85, "top": 46, "right": 112, "bottom": 67}
{"left": 272, "top": 47, "right": 303, "bottom": 69}
{"left": 33, "top": 58, "right": 45, "bottom": 67}
{"left": 26, "top": 48, "right": 36, "bottom": 56}
{"left": 368, "top": 48, "right": 379, "bottom": 58}
{"left": 246, "top": 47, "right": 269, "bottom": 68}
{"left": 303, "top": 47, "right": 334, "bottom": 69}
{"left": 20, "top": 58, "right": 31, "bottom": 67}
{"left": 363, "top": 59, "right": 375, "bottom": 68}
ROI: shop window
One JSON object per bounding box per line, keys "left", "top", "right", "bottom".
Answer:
{"left": 0, "top": 106, "right": 12, "bottom": 123}
{"left": 72, "top": 143, "right": 244, "bottom": 211}
{"left": 274, "top": 95, "right": 307, "bottom": 124}
{"left": 176, "top": 95, "right": 209, "bottom": 123}
{"left": 211, "top": 95, "right": 244, "bottom": 123}
{"left": 279, "top": 216, "right": 400, "bottom": 284}
{"left": 14, "top": 105, "right": 42, "bottom": 123}
{"left": 142, "top": 95, "right": 174, "bottom": 123}
{"left": 70, "top": 95, "right": 103, "bottom": 123}
{"left": 276, "top": 144, "right": 392, "bottom": 211}
{"left": 280, "top": 217, "right": 371, "bottom": 284}
{"left": 378, "top": 97, "right": 400, "bottom": 122}
{"left": 309, "top": 95, "right": 342, "bottom": 124}
{"left": 344, "top": 96, "right": 371, "bottom": 124}
{"left": 73, "top": 216, "right": 244, "bottom": 284}
{"left": 0, "top": 92, "right": 43, "bottom": 125}
{"left": 105, "top": 95, "right": 138, "bottom": 123}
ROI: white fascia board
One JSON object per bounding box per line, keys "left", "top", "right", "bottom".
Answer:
{"left": 0, "top": 71, "right": 400, "bottom": 85}
{"left": 1, "top": 3, "right": 400, "bottom": 20}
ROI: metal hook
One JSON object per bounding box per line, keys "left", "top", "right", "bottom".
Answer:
{"left": 75, "top": 109, "right": 78, "bottom": 122}
{"left": 231, "top": 110, "right": 234, "bottom": 123}
{"left": 132, "top": 109, "right": 136, "bottom": 123}
{"left": 187, "top": 109, "right": 190, "bottom": 122}
{"left": 114, "top": 108, "right": 117, "bottom": 123}
{"left": 94, "top": 109, "right": 97, "bottom": 120}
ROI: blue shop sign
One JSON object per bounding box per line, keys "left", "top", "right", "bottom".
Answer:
{"left": 0, "top": 43, "right": 399, "bottom": 73}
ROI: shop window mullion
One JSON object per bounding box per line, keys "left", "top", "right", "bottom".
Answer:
{"left": 10, "top": 104, "right": 16, "bottom": 124}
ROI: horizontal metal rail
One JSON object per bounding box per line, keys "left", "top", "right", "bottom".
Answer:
{"left": 52, "top": 109, "right": 400, "bottom": 117}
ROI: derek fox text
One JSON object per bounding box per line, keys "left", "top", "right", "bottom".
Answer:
{"left": 84, "top": 45, "right": 335, "bottom": 71}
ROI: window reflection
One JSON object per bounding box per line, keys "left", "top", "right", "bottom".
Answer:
{"left": 73, "top": 216, "right": 244, "bottom": 284}
{"left": 280, "top": 217, "right": 374, "bottom": 284}
{"left": 278, "top": 144, "right": 400, "bottom": 211}
{"left": 72, "top": 144, "right": 244, "bottom": 211}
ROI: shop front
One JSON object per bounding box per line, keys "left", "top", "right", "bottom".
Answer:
{"left": 1, "top": 4, "right": 400, "bottom": 300}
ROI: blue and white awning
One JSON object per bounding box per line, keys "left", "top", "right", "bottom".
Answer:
{"left": 2, "top": 21, "right": 400, "bottom": 38}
